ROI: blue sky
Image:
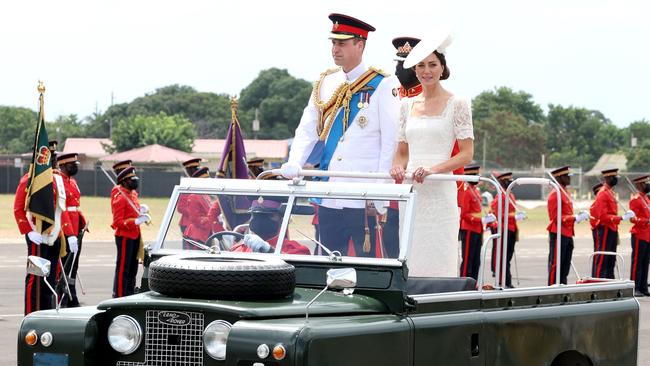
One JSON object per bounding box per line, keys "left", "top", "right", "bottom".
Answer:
{"left": 1, "top": 0, "right": 647, "bottom": 127}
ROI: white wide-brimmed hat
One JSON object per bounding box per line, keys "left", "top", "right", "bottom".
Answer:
{"left": 403, "top": 29, "right": 454, "bottom": 69}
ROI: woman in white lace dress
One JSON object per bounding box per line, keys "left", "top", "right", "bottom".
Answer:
{"left": 390, "top": 33, "right": 474, "bottom": 277}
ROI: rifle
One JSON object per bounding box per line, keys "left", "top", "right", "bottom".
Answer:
{"left": 99, "top": 165, "right": 151, "bottom": 225}
{"left": 623, "top": 175, "right": 650, "bottom": 212}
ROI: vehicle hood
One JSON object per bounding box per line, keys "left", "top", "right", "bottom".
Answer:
{"left": 97, "top": 287, "right": 389, "bottom": 318}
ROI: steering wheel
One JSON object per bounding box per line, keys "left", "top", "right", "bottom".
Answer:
{"left": 206, "top": 231, "right": 245, "bottom": 251}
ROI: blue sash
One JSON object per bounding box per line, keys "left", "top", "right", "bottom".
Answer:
{"left": 317, "top": 74, "right": 384, "bottom": 182}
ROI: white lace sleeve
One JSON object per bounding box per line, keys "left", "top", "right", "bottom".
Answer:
{"left": 453, "top": 97, "right": 474, "bottom": 140}
{"left": 397, "top": 98, "right": 411, "bottom": 143}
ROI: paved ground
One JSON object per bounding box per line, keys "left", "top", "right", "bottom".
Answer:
{"left": 1, "top": 237, "right": 648, "bottom": 365}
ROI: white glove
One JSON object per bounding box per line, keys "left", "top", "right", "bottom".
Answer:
{"left": 279, "top": 162, "right": 301, "bottom": 179}
{"left": 139, "top": 204, "right": 149, "bottom": 215}
{"left": 27, "top": 231, "right": 43, "bottom": 245}
{"left": 243, "top": 233, "right": 272, "bottom": 253}
{"left": 135, "top": 215, "right": 150, "bottom": 226}
{"left": 575, "top": 211, "right": 589, "bottom": 223}
{"left": 67, "top": 236, "right": 79, "bottom": 254}
{"left": 515, "top": 211, "right": 527, "bottom": 221}
{"left": 622, "top": 210, "right": 636, "bottom": 221}
{"left": 482, "top": 213, "right": 496, "bottom": 225}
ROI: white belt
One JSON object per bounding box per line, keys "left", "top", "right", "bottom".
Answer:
{"left": 67, "top": 206, "right": 81, "bottom": 212}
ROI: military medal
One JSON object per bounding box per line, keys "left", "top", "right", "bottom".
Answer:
{"left": 357, "top": 101, "right": 364, "bottom": 109}
{"left": 357, "top": 115, "right": 368, "bottom": 128}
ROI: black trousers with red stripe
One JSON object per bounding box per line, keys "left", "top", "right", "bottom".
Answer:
{"left": 490, "top": 228, "right": 516, "bottom": 287}
{"left": 24, "top": 235, "right": 61, "bottom": 315}
{"left": 319, "top": 206, "right": 369, "bottom": 257}
{"left": 592, "top": 226, "right": 618, "bottom": 279}
{"left": 113, "top": 235, "right": 140, "bottom": 298}
{"left": 547, "top": 233, "right": 574, "bottom": 285}
{"left": 459, "top": 229, "right": 482, "bottom": 280}
{"left": 630, "top": 235, "right": 650, "bottom": 293}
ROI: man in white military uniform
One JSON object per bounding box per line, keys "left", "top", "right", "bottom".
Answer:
{"left": 281, "top": 13, "right": 400, "bottom": 256}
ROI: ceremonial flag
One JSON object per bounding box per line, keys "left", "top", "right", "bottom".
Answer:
{"left": 25, "top": 82, "right": 55, "bottom": 233}
{"left": 216, "top": 97, "right": 250, "bottom": 228}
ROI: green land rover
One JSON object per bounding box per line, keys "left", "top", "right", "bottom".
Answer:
{"left": 18, "top": 172, "right": 639, "bottom": 365}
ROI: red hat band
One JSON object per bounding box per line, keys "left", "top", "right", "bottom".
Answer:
{"left": 333, "top": 22, "right": 369, "bottom": 39}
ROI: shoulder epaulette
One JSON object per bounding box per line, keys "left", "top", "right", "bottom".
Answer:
{"left": 369, "top": 66, "right": 391, "bottom": 77}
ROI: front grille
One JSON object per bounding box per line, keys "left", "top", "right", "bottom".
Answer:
{"left": 117, "top": 310, "right": 204, "bottom": 366}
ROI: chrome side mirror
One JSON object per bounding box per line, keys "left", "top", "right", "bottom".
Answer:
{"left": 326, "top": 268, "right": 357, "bottom": 290}
{"left": 26, "top": 256, "right": 59, "bottom": 312}
{"left": 306, "top": 268, "right": 357, "bottom": 322}
{"left": 27, "top": 256, "right": 51, "bottom": 277}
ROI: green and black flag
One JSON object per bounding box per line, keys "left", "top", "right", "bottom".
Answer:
{"left": 25, "top": 82, "right": 55, "bottom": 233}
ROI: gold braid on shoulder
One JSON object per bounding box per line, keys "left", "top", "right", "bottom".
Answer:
{"left": 312, "top": 67, "right": 382, "bottom": 141}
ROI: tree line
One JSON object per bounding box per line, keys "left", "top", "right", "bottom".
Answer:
{"left": 0, "top": 68, "right": 648, "bottom": 171}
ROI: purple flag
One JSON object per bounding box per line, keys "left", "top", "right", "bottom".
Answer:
{"left": 216, "top": 97, "right": 251, "bottom": 228}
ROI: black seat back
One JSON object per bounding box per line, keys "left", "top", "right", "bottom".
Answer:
{"left": 406, "top": 277, "right": 477, "bottom": 295}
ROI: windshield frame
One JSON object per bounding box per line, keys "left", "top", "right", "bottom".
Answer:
{"left": 152, "top": 177, "right": 416, "bottom": 268}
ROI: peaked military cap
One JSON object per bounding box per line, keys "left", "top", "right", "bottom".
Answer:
{"left": 591, "top": 182, "right": 604, "bottom": 195}
{"left": 601, "top": 168, "right": 619, "bottom": 178}
{"left": 463, "top": 164, "right": 480, "bottom": 175}
{"left": 551, "top": 166, "right": 571, "bottom": 178}
{"left": 191, "top": 166, "right": 210, "bottom": 178}
{"left": 633, "top": 175, "right": 650, "bottom": 184}
{"left": 56, "top": 153, "right": 79, "bottom": 165}
{"left": 392, "top": 37, "right": 421, "bottom": 58}
{"left": 496, "top": 172, "right": 513, "bottom": 181}
{"left": 112, "top": 160, "right": 132, "bottom": 172}
{"left": 117, "top": 166, "right": 138, "bottom": 184}
{"left": 182, "top": 158, "right": 202, "bottom": 169}
{"left": 247, "top": 157, "right": 264, "bottom": 167}
{"left": 48, "top": 140, "right": 58, "bottom": 152}
{"left": 328, "top": 13, "right": 375, "bottom": 40}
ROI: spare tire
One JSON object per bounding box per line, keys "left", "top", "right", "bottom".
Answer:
{"left": 148, "top": 253, "right": 295, "bottom": 300}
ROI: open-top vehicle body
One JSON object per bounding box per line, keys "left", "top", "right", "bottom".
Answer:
{"left": 18, "top": 172, "right": 639, "bottom": 365}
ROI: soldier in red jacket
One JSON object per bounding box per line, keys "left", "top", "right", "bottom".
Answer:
{"left": 629, "top": 175, "right": 650, "bottom": 296}
{"left": 489, "top": 172, "right": 526, "bottom": 288}
{"left": 459, "top": 165, "right": 495, "bottom": 280}
{"left": 182, "top": 167, "right": 215, "bottom": 246}
{"left": 547, "top": 166, "right": 589, "bottom": 285}
{"left": 14, "top": 141, "right": 75, "bottom": 314}
{"left": 111, "top": 167, "right": 149, "bottom": 298}
{"left": 591, "top": 168, "right": 635, "bottom": 279}
{"left": 56, "top": 153, "right": 87, "bottom": 306}
{"left": 589, "top": 182, "right": 604, "bottom": 251}
{"left": 177, "top": 158, "right": 202, "bottom": 235}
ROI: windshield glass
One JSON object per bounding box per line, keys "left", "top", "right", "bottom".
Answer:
{"left": 161, "top": 191, "right": 406, "bottom": 260}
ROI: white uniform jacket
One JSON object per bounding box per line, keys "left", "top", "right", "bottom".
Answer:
{"left": 288, "top": 62, "right": 400, "bottom": 209}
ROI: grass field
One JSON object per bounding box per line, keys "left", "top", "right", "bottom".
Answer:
{"left": 0, "top": 194, "right": 634, "bottom": 242}
{"left": 1, "top": 194, "right": 169, "bottom": 243}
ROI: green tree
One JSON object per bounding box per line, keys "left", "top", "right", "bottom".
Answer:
{"left": 0, "top": 106, "right": 37, "bottom": 153}
{"left": 474, "top": 111, "right": 546, "bottom": 169}
{"left": 472, "top": 87, "right": 545, "bottom": 123}
{"left": 111, "top": 112, "right": 196, "bottom": 152}
{"left": 239, "top": 68, "right": 312, "bottom": 139}
{"left": 86, "top": 85, "right": 232, "bottom": 139}
{"left": 626, "top": 143, "right": 650, "bottom": 172}
{"left": 47, "top": 114, "right": 87, "bottom": 149}
{"left": 545, "top": 105, "right": 625, "bottom": 170}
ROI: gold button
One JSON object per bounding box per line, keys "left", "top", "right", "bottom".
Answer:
{"left": 337, "top": 157, "right": 342, "bottom": 161}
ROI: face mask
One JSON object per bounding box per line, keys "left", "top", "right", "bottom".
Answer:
{"left": 250, "top": 214, "right": 281, "bottom": 240}
{"left": 394, "top": 61, "right": 420, "bottom": 90}
{"left": 64, "top": 164, "right": 78, "bottom": 176}
{"left": 127, "top": 179, "right": 139, "bottom": 191}
{"left": 609, "top": 177, "right": 618, "bottom": 186}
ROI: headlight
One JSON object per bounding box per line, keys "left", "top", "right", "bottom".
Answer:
{"left": 203, "top": 320, "right": 232, "bottom": 360}
{"left": 108, "top": 315, "right": 142, "bottom": 354}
